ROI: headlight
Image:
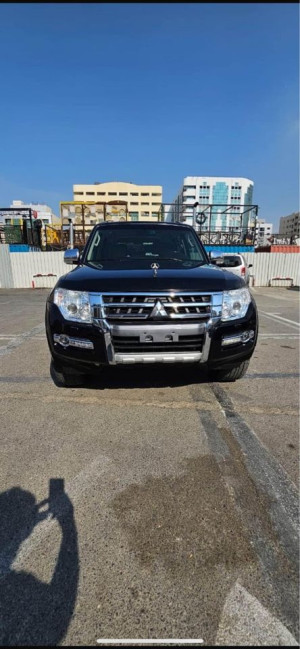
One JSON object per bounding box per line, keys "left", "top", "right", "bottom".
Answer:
{"left": 54, "top": 288, "right": 92, "bottom": 323}
{"left": 222, "top": 288, "right": 251, "bottom": 321}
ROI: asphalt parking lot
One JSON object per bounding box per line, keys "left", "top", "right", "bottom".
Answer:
{"left": 0, "top": 287, "right": 299, "bottom": 646}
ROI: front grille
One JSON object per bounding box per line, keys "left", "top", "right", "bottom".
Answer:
{"left": 112, "top": 334, "right": 204, "bottom": 354}
{"left": 96, "top": 293, "right": 212, "bottom": 321}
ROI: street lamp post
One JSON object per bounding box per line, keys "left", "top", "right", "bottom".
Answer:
{"left": 61, "top": 205, "right": 75, "bottom": 249}
{"left": 68, "top": 218, "right": 74, "bottom": 248}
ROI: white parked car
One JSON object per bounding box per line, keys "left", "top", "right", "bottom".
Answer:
{"left": 211, "top": 253, "right": 253, "bottom": 285}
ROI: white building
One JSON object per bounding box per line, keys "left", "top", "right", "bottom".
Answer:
{"left": 0, "top": 200, "right": 57, "bottom": 226}
{"left": 168, "top": 176, "right": 255, "bottom": 230}
{"left": 255, "top": 219, "right": 273, "bottom": 245}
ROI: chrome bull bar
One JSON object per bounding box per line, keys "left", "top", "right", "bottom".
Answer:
{"left": 89, "top": 291, "right": 223, "bottom": 365}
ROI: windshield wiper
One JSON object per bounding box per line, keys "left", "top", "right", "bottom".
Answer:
{"left": 87, "top": 261, "right": 104, "bottom": 268}
{"left": 154, "top": 257, "right": 183, "bottom": 262}
{"left": 88, "top": 257, "right": 205, "bottom": 266}
{"left": 89, "top": 258, "right": 128, "bottom": 262}
{"left": 149, "top": 257, "right": 205, "bottom": 264}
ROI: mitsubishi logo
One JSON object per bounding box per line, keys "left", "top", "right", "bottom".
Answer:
{"left": 150, "top": 299, "right": 168, "bottom": 319}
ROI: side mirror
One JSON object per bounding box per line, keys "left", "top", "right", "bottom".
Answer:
{"left": 209, "top": 253, "right": 224, "bottom": 266}
{"left": 208, "top": 251, "right": 224, "bottom": 264}
{"left": 64, "top": 248, "right": 80, "bottom": 265}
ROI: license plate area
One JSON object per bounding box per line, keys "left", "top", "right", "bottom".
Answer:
{"left": 110, "top": 323, "right": 206, "bottom": 354}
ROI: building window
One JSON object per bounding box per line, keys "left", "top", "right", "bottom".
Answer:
{"left": 130, "top": 202, "right": 138, "bottom": 205}
{"left": 130, "top": 192, "right": 138, "bottom": 196}
{"left": 152, "top": 202, "right": 161, "bottom": 206}
{"left": 141, "top": 202, "right": 149, "bottom": 205}
{"left": 86, "top": 192, "right": 95, "bottom": 195}
{"left": 152, "top": 193, "right": 161, "bottom": 196}
{"left": 141, "top": 193, "right": 149, "bottom": 196}
{"left": 74, "top": 192, "right": 84, "bottom": 195}
{"left": 97, "top": 192, "right": 105, "bottom": 195}
{"left": 119, "top": 192, "right": 128, "bottom": 196}
{"left": 108, "top": 192, "right": 117, "bottom": 196}
{"left": 141, "top": 212, "right": 149, "bottom": 216}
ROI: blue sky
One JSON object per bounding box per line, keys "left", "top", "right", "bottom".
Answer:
{"left": 0, "top": 2, "right": 298, "bottom": 229}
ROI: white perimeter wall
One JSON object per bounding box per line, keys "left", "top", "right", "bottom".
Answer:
{"left": 0, "top": 248, "right": 299, "bottom": 289}
{"left": 243, "top": 252, "right": 300, "bottom": 287}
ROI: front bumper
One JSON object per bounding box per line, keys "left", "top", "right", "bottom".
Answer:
{"left": 46, "top": 298, "right": 258, "bottom": 372}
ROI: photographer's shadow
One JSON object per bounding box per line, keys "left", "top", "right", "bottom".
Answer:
{"left": 0, "top": 480, "right": 79, "bottom": 646}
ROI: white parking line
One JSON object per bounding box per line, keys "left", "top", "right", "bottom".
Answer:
{"left": 258, "top": 334, "right": 299, "bottom": 339}
{"left": 259, "top": 311, "right": 300, "bottom": 330}
{"left": 0, "top": 324, "right": 45, "bottom": 357}
{"left": 0, "top": 335, "right": 45, "bottom": 339}
{"left": 252, "top": 291, "right": 299, "bottom": 302}
{"left": 97, "top": 642, "right": 203, "bottom": 646}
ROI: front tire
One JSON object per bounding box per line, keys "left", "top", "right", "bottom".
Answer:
{"left": 50, "top": 360, "right": 86, "bottom": 388}
{"left": 208, "top": 359, "right": 249, "bottom": 382}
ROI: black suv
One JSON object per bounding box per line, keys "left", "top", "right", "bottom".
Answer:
{"left": 46, "top": 222, "right": 258, "bottom": 386}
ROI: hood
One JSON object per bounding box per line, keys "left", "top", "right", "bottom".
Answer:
{"left": 56, "top": 263, "right": 245, "bottom": 293}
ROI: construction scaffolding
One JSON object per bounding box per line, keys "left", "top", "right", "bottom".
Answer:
{"left": 0, "top": 207, "right": 42, "bottom": 248}
{"left": 161, "top": 202, "right": 259, "bottom": 245}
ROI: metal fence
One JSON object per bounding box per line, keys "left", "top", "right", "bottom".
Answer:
{"left": 0, "top": 246, "right": 299, "bottom": 289}
{"left": 242, "top": 252, "right": 300, "bottom": 287}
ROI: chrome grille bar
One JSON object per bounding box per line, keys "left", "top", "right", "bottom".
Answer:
{"left": 91, "top": 291, "right": 221, "bottom": 322}
{"left": 102, "top": 301, "right": 211, "bottom": 307}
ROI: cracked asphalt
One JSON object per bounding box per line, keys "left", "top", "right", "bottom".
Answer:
{"left": 0, "top": 286, "right": 299, "bottom": 646}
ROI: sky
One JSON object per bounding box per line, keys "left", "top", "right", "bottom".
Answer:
{"left": 0, "top": 2, "right": 299, "bottom": 230}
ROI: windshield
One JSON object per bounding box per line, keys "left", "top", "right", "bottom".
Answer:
{"left": 85, "top": 226, "right": 207, "bottom": 269}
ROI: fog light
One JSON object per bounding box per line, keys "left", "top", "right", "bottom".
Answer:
{"left": 53, "top": 334, "right": 94, "bottom": 349}
{"left": 54, "top": 334, "right": 70, "bottom": 348}
{"left": 221, "top": 330, "right": 255, "bottom": 347}
{"left": 240, "top": 330, "right": 255, "bottom": 343}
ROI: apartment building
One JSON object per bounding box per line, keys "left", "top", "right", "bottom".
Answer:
{"left": 279, "top": 212, "right": 300, "bottom": 238}
{"left": 72, "top": 181, "right": 163, "bottom": 223}
{"left": 0, "top": 200, "right": 57, "bottom": 226}
{"left": 169, "top": 176, "right": 254, "bottom": 230}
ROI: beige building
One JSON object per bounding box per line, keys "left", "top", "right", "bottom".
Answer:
{"left": 73, "top": 181, "right": 163, "bottom": 223}
{"left": 279, "top": 212, "right": 300, "bottom": 238}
